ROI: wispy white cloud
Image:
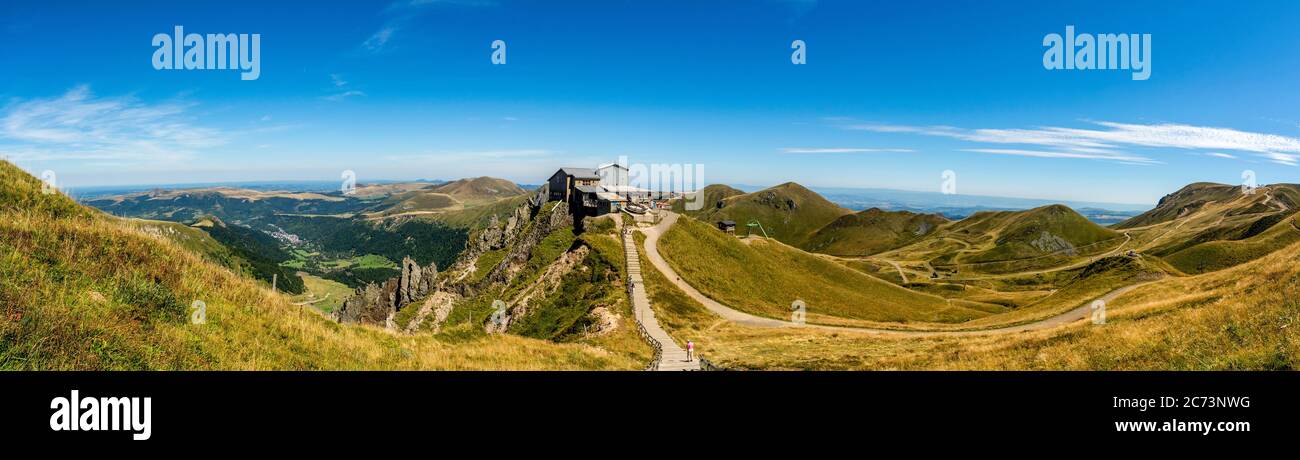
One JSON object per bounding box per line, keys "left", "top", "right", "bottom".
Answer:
{"left": 843, "top": 120, "right": 1300, "bottom": 166}
{"left": 322, "top": 90, "right": 366, "bottom": 102}
{"left": 961, "top": 148, "right": 1160, "bottom": 165}
{"left": 362, "top": 27, "right": 396, "bottom": 51}
{"left": 1203, "top": 152, "right": 1236, "bottom": 159}
{"left": 780, "top": 147, "right": 913, "bottom": 154}
{"left": 0, "top": 85, "right": 221, "bottom": 163}
{"left": 322, "top": 73, "right": 365, "bottom": 101}
{"left": 1262, "top": 152, "right": 1298, "bottom": 166}
{"left": 365, "top": 0, "right": 497, "bottom": 52}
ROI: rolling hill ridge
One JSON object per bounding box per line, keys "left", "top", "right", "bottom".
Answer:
{"left": 679, "top": 183, "right": 1127, "bottom": 270}
{"left": 683, "top": 182, "right": 851, "bottom": 247}
{"left": 805, "top": 208, "right": 949, "bottom": 256}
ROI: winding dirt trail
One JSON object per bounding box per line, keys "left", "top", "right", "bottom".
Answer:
{"left": 641, "top": 211, "right": 1149, "bottom": 337}
{"left": 938, "top": 232, "right": 1133, "bottom": 281}
{"left": 885, "top": 260, "right": 909, "bottom": 283}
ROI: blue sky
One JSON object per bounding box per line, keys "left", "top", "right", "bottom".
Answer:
{"left": 3, "top": 0, "right": 1300, "bottom": 205}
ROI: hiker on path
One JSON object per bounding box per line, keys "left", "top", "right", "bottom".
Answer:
{"left": 686, "top": 340, "right": 694, "bottom": 362}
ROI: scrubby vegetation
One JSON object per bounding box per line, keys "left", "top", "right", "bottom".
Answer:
{"left": 509, "top": 237, "right": 620, "bottom": 340}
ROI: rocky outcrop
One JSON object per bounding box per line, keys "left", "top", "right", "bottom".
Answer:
{"left": 583, "top": 306, "right": 620, "bottom": 338}
{"left": 402, "top": 291, "right": 460, "bottom": 333}
{"left": 755, "top": 190, "right": 798, "bottom": 211}
{"left": 336, "top": 283, "right": 386, "bottom": 325}
{"left": 443, "top": 188, "right": 547, "bottom": 283}
{"left": 458, "top": 200, "right": 572, "bottom": 297}
{"left": 470, "top": 188, "right": 547, "bottom": 255}
{"left": 473, "top": 205, "right": 529, "bottom": 253}
{"left": 336, "top": 257, "right": 438, "bottom": 325}
{"left": 398, "top": 256, "right": 435, "bottom": 307}
{"left": 1029, "top": 231, "right": 1077, "bottom": 256}
{"left": 914, "top": 221, "right": 933, "bottom": 236}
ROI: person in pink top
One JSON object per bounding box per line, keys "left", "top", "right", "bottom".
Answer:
{"left": 686, "top": 340, "right": 694, "bottom": 362}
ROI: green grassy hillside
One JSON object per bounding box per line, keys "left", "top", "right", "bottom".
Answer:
{"left": 1116, "top": 182, "right": 1237, "bottom": 228}
{"left": 640, "top": 232, "right": 1296, "bottom": 370}
{"left": 804, "top": 208, "right": 949, "bottom": 256}
{"left": 1164, "top": 211, "right": 1300, "bottom": 274}
{"left": 672, "top": 183, "right": 744, "bottom": 214}
{"left": 126, "top": 218, "right": 305, "bottom": 294}
{"left": 1114, "top": 182, "right": 1300, "bottom": 229}
{"left": 124, "top": 218, "right": 229, "bottom": 259}
{"left": 899, "top": 204, "right": 1124, "bottom": 275}
{"left": 680, "top": 182, "right": 851, "bottom": 248}
{"left": 962, "top": 204, "right": 1119, "bottom": 263}
{"left": 658, "top": 215, "right": 996, "bottom": 326}
{"left": 428, "top": 193, "right": 532, "bottom": 230}
{"left": 291, "top": 274, "right": 354, "bottom": 314}
{"left": 1120, "top": 183, "right": 1300, "bottom": 274}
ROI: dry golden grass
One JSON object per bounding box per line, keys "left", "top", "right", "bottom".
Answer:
{"left": 635, "top": 230, "right": 1298, "bottom": 370}
{"left": 657, "top": 216, "right": 984, "bottom": 326}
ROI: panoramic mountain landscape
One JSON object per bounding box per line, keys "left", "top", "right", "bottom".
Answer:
{"left": 9, "top": 0, "right": 1300, "bottom": 446}
{"left": 4, "top": 157, "right": 1296, "bottom": 371}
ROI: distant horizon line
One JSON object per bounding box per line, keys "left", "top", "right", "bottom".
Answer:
{"left": 58, "top": 175, "right": 1169, "bottom": 209}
